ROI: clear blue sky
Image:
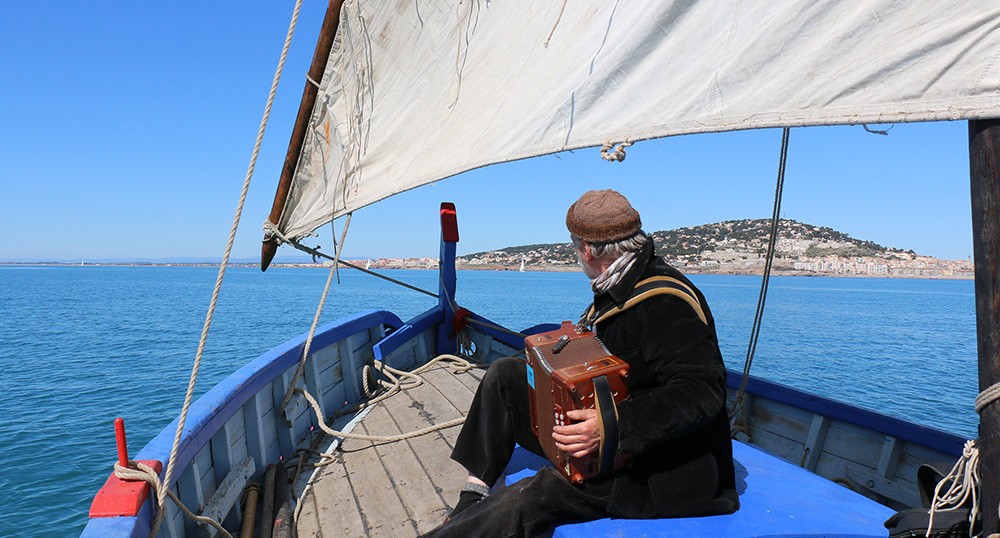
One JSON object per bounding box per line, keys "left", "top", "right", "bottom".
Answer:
{"left": 0, "top": 2, "right": 975, "bottom": 263}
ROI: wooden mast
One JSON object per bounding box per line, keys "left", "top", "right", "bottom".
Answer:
{"left": 260, "top": 0, "right": 345, "bottom": 271}
{"left": 969, "top": 118, "right": 1000, "bottom": 534}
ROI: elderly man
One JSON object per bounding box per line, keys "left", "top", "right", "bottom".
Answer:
{"left": 424, "top": 190, "right": 738, "bottom": 537}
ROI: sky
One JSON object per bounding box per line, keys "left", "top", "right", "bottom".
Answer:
{"left": 0, "top": 2, "right": 977, "bottom": 263}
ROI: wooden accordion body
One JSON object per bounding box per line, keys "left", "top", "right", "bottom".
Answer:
{"left": 524, "top": 321, "right": 630, "bottom": 484}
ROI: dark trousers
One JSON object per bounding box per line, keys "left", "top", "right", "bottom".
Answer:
{"left": 421, "top": 357, "right": 613, "bottom": 538}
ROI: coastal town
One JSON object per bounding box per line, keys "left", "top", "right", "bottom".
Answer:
{"left": 364, "top": 219, "right": 975, "bottom": 279}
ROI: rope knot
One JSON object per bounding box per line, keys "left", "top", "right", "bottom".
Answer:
{"left": 600, "top": 139, "right": 633, "bottom": 162}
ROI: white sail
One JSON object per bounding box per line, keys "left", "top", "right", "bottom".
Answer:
{"left": 274, "top": 0, "right": 1000, "bottom": 242}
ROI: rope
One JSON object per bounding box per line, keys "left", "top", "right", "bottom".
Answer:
{"left": 731, "top": 127, "right": 790, "bottom": 434}
{"left": 149, "top": 2, "right": 304, "bottom": 535}
{"left": 600, "top": 139, "right": 633, "bottom": 162}
{"left": 262, "top": 223, "right": 439, "bottom": 299}
{"left": 279, "top": 216, "right": 352, "bottom": 420}
{"left": 115, "top": 461, "right": 233, "bottom": 538}
{"left": 975, "top": 381, "right": 1000, "bottom": 414}
{"left": 923, "top": 382, "right": 1000, "bottom": 536}
{"left": 926, "top": 439, "right": 981, "bottom": 538}
{"left": 297, "top": 354, "right": 475, "bottom": 443}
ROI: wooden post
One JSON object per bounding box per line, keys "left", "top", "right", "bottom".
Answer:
{"left": 261, "top": 0, "right": 345, "bottom": 271}
{"left": 437, "top": 203, "right": 460, "bottom": 356}
{"left": 969, "top": 118, "right": 1000, "bottom": 534}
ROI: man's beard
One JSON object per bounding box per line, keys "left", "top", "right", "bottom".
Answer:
{"left": 577, "top": 253, "right": 601, "bottom": 279}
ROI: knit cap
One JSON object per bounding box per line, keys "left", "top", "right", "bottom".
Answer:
{"left": 565, "top": 189, "right": 642, "bottom": 243}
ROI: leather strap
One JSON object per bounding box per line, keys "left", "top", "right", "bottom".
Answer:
{"left": 593, "top": 375, "right": 619, "bottom": 474}
{"left": 586, "top": 275, "right": 708, "bottom": 328}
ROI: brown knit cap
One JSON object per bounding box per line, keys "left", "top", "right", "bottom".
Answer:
{"left": 565, "top": 189, "right": 642, "bottom": 243}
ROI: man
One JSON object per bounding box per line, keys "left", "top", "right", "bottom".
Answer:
{"left": 424, "top": 190, "right": 738, "bottom": 537}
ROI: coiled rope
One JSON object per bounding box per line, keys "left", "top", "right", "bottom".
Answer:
{"left": 730, "top": 127, "right": 790, "bottom": 437}
{"left": 148, "top": 2, "right": 304, "bottom": 536}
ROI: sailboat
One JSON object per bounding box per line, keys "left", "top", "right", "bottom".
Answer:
{"left": 519, "top": 258, "right": 526, "bottom": 273}
{"left": 83, "top": 2, "right": 1000, "bottom": 537}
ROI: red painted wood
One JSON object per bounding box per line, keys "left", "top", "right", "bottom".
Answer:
{"left": 89, "top": 460, "right": 163, "bottom": 518}
{"left": 440, "top": 202, "right": 459, "bottom": 243}
{"left": 114, "top": 418, "right": 128, "bottom": 468}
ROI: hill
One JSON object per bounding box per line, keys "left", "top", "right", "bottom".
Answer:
{"left": 457, "top": 219, "right": 972, "bottom": 278}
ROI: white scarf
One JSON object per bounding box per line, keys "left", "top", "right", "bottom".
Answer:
{"left": 590, "top": 250, "right": 639, "bottom": 293}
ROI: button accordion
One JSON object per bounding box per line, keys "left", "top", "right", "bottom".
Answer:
{"left": 524, "top": 321, "right": 630, "bottom": 484}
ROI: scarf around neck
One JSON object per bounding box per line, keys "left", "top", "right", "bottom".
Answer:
{"left": 590, "top": 250, "right": 639, "bottom": 294}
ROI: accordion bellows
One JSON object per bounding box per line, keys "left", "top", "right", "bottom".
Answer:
{"left": 525, "top": 321, "right": 630, "bottom": 484}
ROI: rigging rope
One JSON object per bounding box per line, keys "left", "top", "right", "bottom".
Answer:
{"left": 116, "top": 461, "right": 233, "bottom": 538}
{"left": 262, "top": 223, "right": 440, "bottom": 299}
{"left": 731, "top": 127, "right": 790, "bottom": 436}
{"left": 149, "top": 2, "right": 304, "bottom": 535}
{"left": 279, "top": 216, "right": 352, "bottom": 420}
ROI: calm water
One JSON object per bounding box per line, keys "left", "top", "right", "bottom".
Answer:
{"left": 0, "top": 266, "right": 979, "bottom": 536}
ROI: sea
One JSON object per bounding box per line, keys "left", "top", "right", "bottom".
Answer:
{"left": 0, "top": 265, "right": 980, "bottom": 537}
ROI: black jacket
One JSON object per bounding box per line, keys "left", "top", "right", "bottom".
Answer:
{"left": 588, "top": 239, "right": 739, "bottom": 518}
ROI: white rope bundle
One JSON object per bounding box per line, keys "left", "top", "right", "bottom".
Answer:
{"left": 924, "top": 381, "right": 1000, "bottom": 537}
{"left": 927, "top": 439, "right": 981, "bottom": 537}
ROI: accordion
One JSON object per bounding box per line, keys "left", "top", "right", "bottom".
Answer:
{"left": 524, "top": 321, "right": 630, "bottom": 484}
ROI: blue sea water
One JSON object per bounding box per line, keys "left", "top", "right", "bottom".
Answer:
{"left": 0, "top": 266, "right": 979, "bottom": 537}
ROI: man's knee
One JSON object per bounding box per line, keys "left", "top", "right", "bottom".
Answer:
{"left": 481, "top": 356, "right": 527, "bottom": 390}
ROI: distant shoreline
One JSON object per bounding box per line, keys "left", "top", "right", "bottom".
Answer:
{"left": 0, "top": 261, "right": 974, "bottom": 280}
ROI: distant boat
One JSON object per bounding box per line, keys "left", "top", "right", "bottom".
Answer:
{"left": 365, "top": 258, "right": 372, "bottom": 270}
{"left": 519, "top": 258, "right": 525, "bottom": 272}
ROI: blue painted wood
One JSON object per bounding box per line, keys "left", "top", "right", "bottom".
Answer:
{"left": 81, "top": 499, "right": 152, "bottom": 538}
{"left": 437, "top": 239, "right": 458, "bottom": 356}
{"left": 501, "top": 442, "right": 894, "bottom": 537}
{"left": 105, "top": 309, "right": 402, "bottom": 536}
{"left": 726, "top": 370, "right": 966, "bottom": 457}
{"left": 373, "top": 305, "right": 444, "bottom": 367}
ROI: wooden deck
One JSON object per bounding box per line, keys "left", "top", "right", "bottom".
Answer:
{"left": 295, "top": 364, "right": 486, "bottom": 537}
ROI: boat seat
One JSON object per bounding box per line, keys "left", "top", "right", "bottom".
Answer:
{"left": 501, "top": 440, "right": 895, "bottom": 537}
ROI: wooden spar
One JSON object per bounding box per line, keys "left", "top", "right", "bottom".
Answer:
{"left": 260, "top": 0, "right": 345, "bottom": 272}
{"left": 969, "top": 119, "right": 1000, "bottom": 534}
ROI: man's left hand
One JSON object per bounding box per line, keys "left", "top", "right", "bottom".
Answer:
{"left": 552, "top": 408, "right": 600, "bottom": 458}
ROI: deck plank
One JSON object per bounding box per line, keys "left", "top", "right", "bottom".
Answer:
{"left": 296, "top": 363, "right": 486, "bottom": 537}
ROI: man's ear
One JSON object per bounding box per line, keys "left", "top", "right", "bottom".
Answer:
{"left": 579, "top": 241, "right": 595, "bottom": 263}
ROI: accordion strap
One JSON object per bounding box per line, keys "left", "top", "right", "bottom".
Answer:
{"left": 582, "top": 276, "right": 708, "bottom": 328}
{"left": 593, "top": 375, "right": 619, "bottom": 474}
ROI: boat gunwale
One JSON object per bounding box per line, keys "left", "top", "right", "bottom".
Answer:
{"left": 727, "top": 370, "right": 967, "bottom": 457}
{"left": 83, "top": 308, "right": 403, "bottom": 536}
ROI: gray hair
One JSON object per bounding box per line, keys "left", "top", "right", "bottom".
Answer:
{"left": 572, "top": 230, "right": 648, "bottom": 261}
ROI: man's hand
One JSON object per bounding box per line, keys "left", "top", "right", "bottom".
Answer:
{"left": 552, "top": 408, "right": 601, "bottom": 458}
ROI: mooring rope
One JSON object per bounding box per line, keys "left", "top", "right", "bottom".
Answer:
{"left": 115, "top": 461, "right": 233, "bottom": 538}
{"left": 149, "top": 2, "right": 304, "bottom": 536}
{"left": 731, "top": 127, "right": 790, "bottom": 435}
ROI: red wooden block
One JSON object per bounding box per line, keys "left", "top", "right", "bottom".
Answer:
{"left": 89, "top": 460, "right": 163, "bottom": 518}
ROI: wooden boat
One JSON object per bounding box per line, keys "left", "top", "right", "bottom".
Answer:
{"left": 83, "top": 1, "right": 1000, "bottom": 536}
